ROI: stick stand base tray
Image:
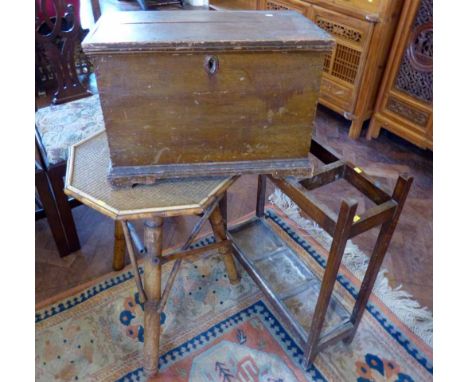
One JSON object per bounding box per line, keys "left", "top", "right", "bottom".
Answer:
{"left": 229, "top": 215, "right": 350, "bottom": 354}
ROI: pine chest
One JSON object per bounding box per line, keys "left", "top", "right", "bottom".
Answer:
{"left": 82, "top": 10, "right": 333, "bottom": 186}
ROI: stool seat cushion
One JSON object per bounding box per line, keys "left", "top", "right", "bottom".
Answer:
{"left": 35, "top": 95, "right": 104, "bottom": 165}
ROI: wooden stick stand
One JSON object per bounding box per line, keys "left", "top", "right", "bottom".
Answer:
{"left": 120, "top": 197, "right": 239, "bottom": 378}
{"left": 230, "top": 139, "right": 412, "bottom": 368}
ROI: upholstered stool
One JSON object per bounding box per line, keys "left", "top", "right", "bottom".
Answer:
{"left": 35, "top": 94, "right": 104, "bottom": 255}
{"left": 64, "top": 130, "right": 240, "bottom": 379}
{"left": 36, "top": 94, "right": 104, "bottom": 166}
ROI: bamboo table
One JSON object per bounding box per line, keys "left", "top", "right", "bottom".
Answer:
{"left": 64, "top": 130, "right": 240, "bottom": 379}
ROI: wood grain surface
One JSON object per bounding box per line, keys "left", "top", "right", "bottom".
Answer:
{"left": 83, "top": 10, "right": 333, "bottom": 183}
{"left": 83, "top": 10, "right": 333, "bottom": 52}
{"left": 95, "top": 52, "right": 324, "bottom": 166}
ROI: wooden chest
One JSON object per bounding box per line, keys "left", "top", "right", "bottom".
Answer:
{"left": 83, "top": 11, "right": 333, "bottom": 186}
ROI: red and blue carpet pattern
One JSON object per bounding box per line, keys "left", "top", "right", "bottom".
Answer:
{"left": 36, "top": 207, "right": 432, "bottom": 381}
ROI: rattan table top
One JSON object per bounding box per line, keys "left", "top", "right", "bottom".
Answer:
{"left": 64, "top": 131, "right": 235, "bottom": 220}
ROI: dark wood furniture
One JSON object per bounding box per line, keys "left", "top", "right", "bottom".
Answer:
{"left": 35, "top": 94, "right": 106, "bottom": 256}
{"left": 209, "top": 0, "right": 256, "bottom": 10}
{"left": 35, "top": 0, "right": 92, "bottom": 104}
{"left": 256, "top": 0, "right": 404, "bottom": 139}
{"left": 134, "top": 0, "right": 185, "bottom": 9}
{"left": 36, "top": 130, "right": 81, "bottom": 256}
{"left": 228, "top": 139, "right": 412, "bottom": 366}
{"left": 82, "top": 11, "right": 333, "bottom": 186}
{"left": 36, "top": 158, "right": 72, "bottom": 256}
{"left": 367, "top": 0, "right": 432, "bottom": 150}
{"left": 64, "top": 131, "right": 240, "bottom": 378}
{"left": 90, "top": 0, "right": 101, "bottom": 21}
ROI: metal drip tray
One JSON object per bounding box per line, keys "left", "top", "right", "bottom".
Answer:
{"left": 229, "top": 216, "right": 349, "bottom": 341}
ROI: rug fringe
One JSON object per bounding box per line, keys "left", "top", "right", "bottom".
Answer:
{"left": 269, "top": 189, "right": 433, "bottom": 347}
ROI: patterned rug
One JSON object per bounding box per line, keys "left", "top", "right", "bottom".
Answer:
{"left": 36, "top": 206, "right": 433, "bottom": 381}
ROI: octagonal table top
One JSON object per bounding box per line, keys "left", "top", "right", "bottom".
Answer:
{"left": 64, "top": 131, "right": 235, "bottom": 220}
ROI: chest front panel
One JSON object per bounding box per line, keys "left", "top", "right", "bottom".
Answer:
{"left": 94, "top": 51, "right": 325, "bottom": 168}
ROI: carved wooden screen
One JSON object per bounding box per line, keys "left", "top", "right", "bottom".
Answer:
{"left": 263, "top": 0, "right": 309, "bottom": 15}
{"left": 265, "top": 1, "right": 289, "bottom": 10}
{"left": 315, "top": 15, "right": 365, "bottom": 85}
{"left": 393, "top": 0, "right": 432, "bottom": 103}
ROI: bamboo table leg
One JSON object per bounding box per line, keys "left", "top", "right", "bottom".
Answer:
{"left": 113, "top": 220, "right": 126, "bottom": 271}
{"left": 143, "top": 217, "right": 164, "bottom": 378}
{"left": 209, "top": 205, "right": 240, "bottom": 285}
{"left": 219, "top": 191, "right": 228, "bottom": 230}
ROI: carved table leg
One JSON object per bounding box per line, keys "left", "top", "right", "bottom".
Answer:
{"left": 209, "top": 205, "right": 240, "bottom": 285}
{"left": 143, "top": 217, "right": 164, "bottom": 378}
{"left": 348, "top": 118, "right": 365, "bottom": 139}
{"left": 366, "top": 117, "right": 382, "bottom": 140}
{"left": 113, "top": 220, "right": 126, "bottom": 271}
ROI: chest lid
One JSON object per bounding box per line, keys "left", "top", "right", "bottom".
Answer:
{"left": 82, "top": 10, "right": 334, "bottom": 54}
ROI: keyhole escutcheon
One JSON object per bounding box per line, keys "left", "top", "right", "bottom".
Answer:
{"left": 204, "top": 55, "right": 219, "bottom": 75}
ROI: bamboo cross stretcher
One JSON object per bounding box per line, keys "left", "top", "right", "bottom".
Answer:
{"left": 121, "top": 192, "right": 230, "bottom": 310}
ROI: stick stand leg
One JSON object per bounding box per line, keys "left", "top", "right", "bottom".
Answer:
{"left": 143, "top": 217, "right": 163, "bottom": 378}
{"left": 113, "top": 220, "right": 126, "bottom": 271}
{"left": 305, "top": 200, "right": 357, "bottom": 365}
{"left": 209, "top": 205, "right": 240, "bottom": 285}
{"left": 256, "top": 175, "right": 267, "bottom": 218}
{"left": 344, "top": 176, "right": 413, "bottom": 344}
